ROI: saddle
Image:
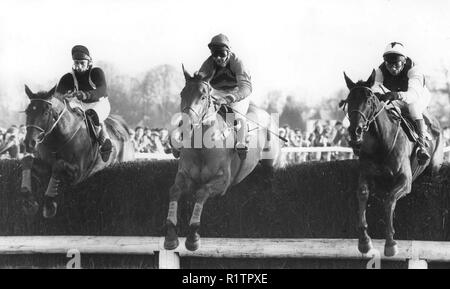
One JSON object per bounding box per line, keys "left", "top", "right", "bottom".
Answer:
{"left": 386, "top": 105, "right": 440, "bottom": 143}
{"left": 67, "top": 99, "right": 100, "bottom": 145}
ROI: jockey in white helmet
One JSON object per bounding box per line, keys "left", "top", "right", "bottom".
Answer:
{"left": 371, "top": 42, "right": 432, "bottom": 163}
{"left": 56, "top": 45, "right": 112, "bottom": 162}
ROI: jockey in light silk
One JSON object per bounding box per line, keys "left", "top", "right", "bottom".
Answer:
{"left": 198, "top": 34, "right": 252, "bottom": 160}
{"left": 56, "top": 45, "right": 112, "bottom": 162}
{"left": 371, "top": 42, "right": 432, "bottom": 163}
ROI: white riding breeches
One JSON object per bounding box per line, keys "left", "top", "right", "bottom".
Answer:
{"left": 80, "top": 97, "right": 110, "bottom": 123}
{"left": 392, "top": 90, "right": 430, "bottom": 120}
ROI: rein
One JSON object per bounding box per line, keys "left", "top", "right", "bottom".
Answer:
{"left": 26, "top": 97, "right": 86, "bottom": 153}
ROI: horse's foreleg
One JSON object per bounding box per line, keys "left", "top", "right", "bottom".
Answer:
{"left": 20, "top": 155, "right": 40, "bottom": 215}
{"left": 164, "top": 172, "right": 191, "bottom": 250}
{"left": 384, "top": 173, "right": 411, "bottom": 257}
{"left": 43, "top": 159, "right": 67, "bottom": 218}
{"left": 357, "top": 174, "right": 373, "bottom": 254}
{"left": 185, "top": 174, "right": 230, "bottom": 251}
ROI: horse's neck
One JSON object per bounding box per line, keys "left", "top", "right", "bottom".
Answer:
{"left": 45, "top": 98, "right": 85, "bottom": 147}
{"left": 369, "top": 107, "right": 398, "bottom": 153}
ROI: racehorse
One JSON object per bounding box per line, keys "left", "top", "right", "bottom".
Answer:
{"left": 341, "top": 70, "right": 443, "bottom": 257}
{"left": 164, "top": 67, "right": 281, "bottom": 251}
{"left": 20, "top": 85, "right": 135, "bottom": 218}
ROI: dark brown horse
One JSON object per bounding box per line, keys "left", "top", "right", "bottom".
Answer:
{"left": 20, "top": 85, "right": 134, "bottom": 218}
{"left": 164, "top": 67, "right": 281, "bottom": 251}
{"left": 341, "top": 70, "right": 443, "bottom": 257}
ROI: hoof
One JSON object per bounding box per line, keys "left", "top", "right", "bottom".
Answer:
{"left": 185, "top": 223, "right": 201, "bottom": 251}
{"left": 185, "top": 238, "right": 200, "bottom": 251}
{"left": 21, "top": 198, "right": 39, "bottom": 216}
{"left": 358, "top": 239, "right": 373, "bottom": 254}
{"left": 384, "top": 244, "right": 399, "bottom": 257}
{"left": 43, "top": 197, "right": 57, "bottom": 219}
{"left": 20, "top": 188, "right": 39, "bottom": 216}
{"left": 164, "top": 237, "right": 179, "bottom": 250}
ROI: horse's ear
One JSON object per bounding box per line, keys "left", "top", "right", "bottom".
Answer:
{"left": 366, "top": 69, "right": 376, "bottom": 88}
{"left": 24, "top": 84, "right": 34, "bottom": 99}
{"left": 343, "top": 72, "right": 355, "bottom": 90}
{"left": 47, "top": 85, "right": 56, "bottom": 98}
{"left": 182, "top": 64, "right": 192, "bottom": 81}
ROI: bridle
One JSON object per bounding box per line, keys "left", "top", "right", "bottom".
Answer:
{"left": 181, "top": 80, "right": 215, "bottom": 127}
{"left": 344, "top": 86, "right": 387, "bottom": 133}
{"left": 26, "top": 98, "right": 68, "bottom": 144}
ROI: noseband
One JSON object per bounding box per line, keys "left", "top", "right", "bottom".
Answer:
{"left": 26, "top": 98, "right": 68, "bottom": 144}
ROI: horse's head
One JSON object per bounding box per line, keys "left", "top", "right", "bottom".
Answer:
{"left": 180, "top": 65, "right": 213, "bottom": 127}
{"left": 341, "top": 70, "right": 379, "bottom": 145}
{"left": 23, "top": 85, "right": 58, "bottom": 152}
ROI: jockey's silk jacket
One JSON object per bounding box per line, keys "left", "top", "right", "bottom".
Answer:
{"left": 372, "top": 58, "right": 430, "bottom": 105}
{"left": 199, "top": 52, "right": 252, "bottom": 102}
{"left": 56, "top": 67, "right": 108, "bottom": 103}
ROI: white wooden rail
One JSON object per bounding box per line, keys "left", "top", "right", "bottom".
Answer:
{"left": 134, "top": 146, "right": 450, "bottom": 160}
{"left": 0, "top": 236, "right": 449, "bottom": 269}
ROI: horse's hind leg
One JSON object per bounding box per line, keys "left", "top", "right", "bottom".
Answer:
{"left": 185, "top": 174, "right": 230, "bottom": 251}
{"left": 384, "top": 172, "right": 411, "bottom": 257}
{"left": 357, "top": 174, "right": 373, "bottom": 254}
{"left": 164, "top": 172, "right": 192, "bottom": 250}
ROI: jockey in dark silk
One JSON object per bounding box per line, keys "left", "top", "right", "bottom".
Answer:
{"left": 56, "top": 45, "right": 112, "bottom": 162}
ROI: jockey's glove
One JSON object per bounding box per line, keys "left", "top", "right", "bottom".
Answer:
{"left": 74, "top": 91, "right": 89, "bottom": 101}
{"left": 224, "top": 94, "right": 236, "bottom": 104}
{"left": 379, "top": 91, "right": 400, "bottom": 102}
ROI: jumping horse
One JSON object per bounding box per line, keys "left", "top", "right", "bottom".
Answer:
{"left": 341, "top": 70, "right": 443, "bottom": 257}
{"left": 21, "top": 85, "right": 135, "bottom": 218}
{"left": 164, "top": 67, "right": 281, "bottom": 251}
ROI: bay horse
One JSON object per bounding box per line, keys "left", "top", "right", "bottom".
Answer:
{"left": 341, "top": 70, "right": 443, "bottom": 257}
{"left": 164, "top": 67, "right": 281, "bottom": 251}
{"left": 21, "top": 85, "right": 135, "bottom": 218}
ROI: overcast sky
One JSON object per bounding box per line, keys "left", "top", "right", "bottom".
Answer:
{"left": 1, "top": 0, "right": 450, "bottom": 108}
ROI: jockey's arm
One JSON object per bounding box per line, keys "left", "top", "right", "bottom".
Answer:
{"left": 397, "top": 66, "right": 427, "bottom": 104}
{"left": 230, "top": 57, "right": 252, "bottom": 102}
{"left": 56, "top": 73, "right": 75, "bottom": 95}
{"left": 85, "top": 67, "right": 107, "bottom": 102}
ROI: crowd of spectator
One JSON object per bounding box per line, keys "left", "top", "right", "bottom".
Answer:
{"left": 0, "top": 125, "right": 26, "bottom": 159}
{"left": 130, "top": 126, "right": 172, "bottom": 155}
{"left": 4, "top": 122, "right": 450, "bottom": 164}
{"left": 277, "top": 120, "right": 353, "bottom": 164}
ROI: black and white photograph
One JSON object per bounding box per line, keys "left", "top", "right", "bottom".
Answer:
{"left": 1, "top": 0, "right": 450, "bottom": 275}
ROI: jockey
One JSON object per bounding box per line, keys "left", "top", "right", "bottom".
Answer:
{"left": 56, "top": 45, "right": 112, "bottom": 162}
{"left": 371, "top": 42, "right": 431, "bottom": 163}
{"left": 198, "top": 34, "right": 252, "bottom": 160}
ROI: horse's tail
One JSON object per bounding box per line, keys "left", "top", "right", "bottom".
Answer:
{"left": 105, "top": 114, "right": 131, "bottom": 142}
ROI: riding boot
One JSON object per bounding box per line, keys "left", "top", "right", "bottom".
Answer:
{"left": 415, "top": 119, "right": 431, "bottom": 165}
{"left": 235, "top": 118, "right": 248, "bottom": 160}
{"left": 98, "top": 122, "right": 112, "bottom": 162}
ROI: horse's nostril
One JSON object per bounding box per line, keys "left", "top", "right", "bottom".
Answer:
{"left": 356, "top": 126, "right": 363, "bottom": 135}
